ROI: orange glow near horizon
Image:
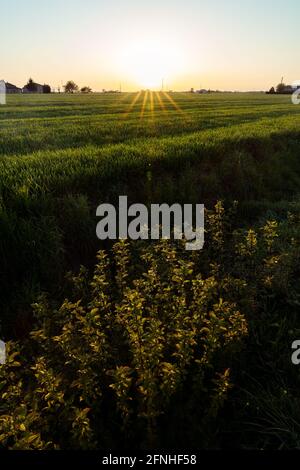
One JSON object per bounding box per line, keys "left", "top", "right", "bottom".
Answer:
{"left": 4, "top": 1, "right": 300, "bottom": 93}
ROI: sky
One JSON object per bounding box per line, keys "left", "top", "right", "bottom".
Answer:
{"left": 1, "top": 0, "right": 300, "bottom": 91}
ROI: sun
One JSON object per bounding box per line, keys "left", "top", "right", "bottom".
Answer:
{"left": 117, "top": 39, "right": 185, "bottom": 89}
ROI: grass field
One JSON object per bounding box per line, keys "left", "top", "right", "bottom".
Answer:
{"left": 1, "top": 92, "right": 300, "bottom": 449}
{"left": 1, "top": 91, "right": 300, "bottom": 322}
{"left": 2, "top": 91, "right": 300, "bottom": 155}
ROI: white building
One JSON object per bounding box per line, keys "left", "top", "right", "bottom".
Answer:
{"left": 0, "top": 80, "right": 5, "bottom": 104}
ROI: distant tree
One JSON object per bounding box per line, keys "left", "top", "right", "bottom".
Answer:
{"left": 25, "top": 78, "right": 37, "bottom": 92}
{"left": 43, "top": 84, "right": 51, "bottom": 94}
{"left": 64, "top": 81, "right": 79, "bottom": 93}
{"left": 276, "top": 82, "right": 286, "bottom": 94}
{"left": 268, "top": 86, "right": 275, "bottom": 94}
{"left": 80, "top": 86, "right": 92, "bottom": 93}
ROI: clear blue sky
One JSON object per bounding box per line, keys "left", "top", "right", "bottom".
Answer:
{"left": 1, "top": 0, "right": 299, "bottom": 91}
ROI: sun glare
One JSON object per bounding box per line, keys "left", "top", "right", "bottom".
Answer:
{"left": 117, "top": 39, "right": 185, "bottom": 89}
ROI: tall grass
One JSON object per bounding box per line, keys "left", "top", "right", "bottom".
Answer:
{"left": 1, "top": 93, "right": 300, "bottom": 334}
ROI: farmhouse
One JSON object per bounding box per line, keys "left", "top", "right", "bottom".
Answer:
{"left": 5, "top": 82, "right": 22, "bottom": 94}
{"left": 23, "top": 81, "right": 44, "bottom": 93}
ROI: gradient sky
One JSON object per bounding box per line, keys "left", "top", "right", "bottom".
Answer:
{"left": 1, "top": 0, "right": 300, "bottom": 91}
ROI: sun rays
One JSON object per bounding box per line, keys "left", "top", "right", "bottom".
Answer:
{"left": 123, "top": 90, "right": 184, "bottom": 120}
{"left": 162, "top": 92, "right": 185, "bottom": 115}
{"left": 122, "top": 90, "right": 142, "bottom": 118}
{"left": 155, "top": 91, "right": 167, "bottom": 114}
{"left": 140, "top": 90, "right": 149, "bottom": 118}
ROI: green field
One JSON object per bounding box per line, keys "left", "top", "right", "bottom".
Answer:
{"left": 1, "top": 91, "right": 300, "bottom": 322}
{"left": 1, "top": 92, "right": 300, "bottom": 449}
{"left": 2, "top": 92, "right": 300, "bottom": 155}
{"left": 2, "top": 92, "right": 300, "bottom": 204}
